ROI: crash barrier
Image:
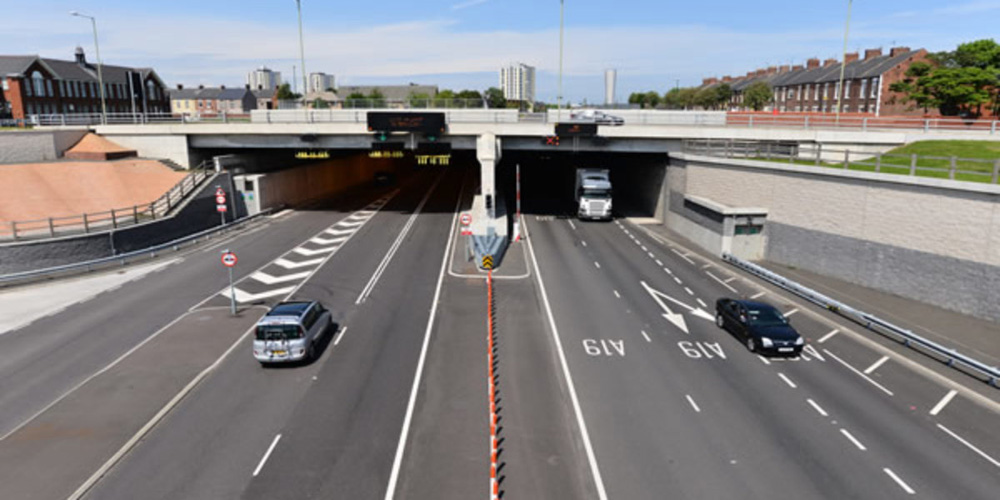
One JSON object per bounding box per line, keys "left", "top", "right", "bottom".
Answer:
{"left": 722, "top": 253, "right": 999, "bottom": 387}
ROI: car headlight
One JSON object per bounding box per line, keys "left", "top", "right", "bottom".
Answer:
{"left": 795, "top": 336, "right": 805, "bottom": 346}
{"left": 760, "top": 337, "right": 773, "bottom": 348}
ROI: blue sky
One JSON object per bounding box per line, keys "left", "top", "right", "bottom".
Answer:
{"left": 3, "top": 1, "right": 999, "bottom": 102}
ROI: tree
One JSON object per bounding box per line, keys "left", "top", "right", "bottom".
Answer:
{"left": 484, "top": 87, "right": 506, "bottom": 108}
{"left": 628, "top": 92, "right": 647, "bottom": 108}
{"left": 714, "top": 84, "right": 733, "bottom": 110}
{"left": 276, "top": 83, "right": 301, "bottom": 100}
{"left": 889, "top": 62, "right": 936, "bottom": 114}
{"left": 311, "top": 98, "right": 330, "bottom": 109}
{"left": 693, "top": 87, "right": 719, "bottom": 109}
{"left": 924, "top": 66, "right": 996, "bottom": 117}
{"left": 675, "top": 88, "right": 698, "bottom": 110}
{"left": 643, "top": 91, "right": 661, "bottom": 109}
{"left": 408, "top": 92, "right": 431, "bottom": 108}
{"left": 367, "top": 89, "right": 386, "bottom": 108}
{"left": 456, "top": 89, "right": 484, "bottom": 107}
{"left": 743, "top": 82, "right": 773, "bottom": 111}
{"left": 952, "top": 39, "right": 1000, "bottom": 69}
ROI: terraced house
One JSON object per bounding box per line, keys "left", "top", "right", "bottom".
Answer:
{"left": 0, "top": 47, "right": 168, "bottom": 121}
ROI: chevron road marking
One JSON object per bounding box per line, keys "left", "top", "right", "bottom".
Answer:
{"left": 222, "top": 286, "right": 297, "bottom": 303}
{"left": 310, "top": 235, "right": 350, "bottom": 246}
{"left": 335, "top": 219, "right": 366, "bottom": 228}
{"left": 251, "top": 271, "right": 312, "bottom": 285}
{"left": 349, "top": 212, "right": 374, "bottom": 220}
{"left": 325, "top": 228, "right": 356, "bottom": 236}
{"left": 293, "top": 246, "right": 339, "bottom": 257}
{"left": 273, "top": 257, "right": 324, "bottom": 269}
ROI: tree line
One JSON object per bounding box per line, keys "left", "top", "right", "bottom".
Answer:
{"left": 890, "top": 39, "right": 1000, "bottom": 118}
{"left": 627, "top": 81, "right": 773, "bottom": 111}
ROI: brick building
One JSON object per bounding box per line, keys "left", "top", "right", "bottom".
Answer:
{"left": 701, "top": 47, "right": 930, "bottom": 116}
{"left": 0, "top": 47, "right": 168, "bottom": 120}
{"left": 169, "top": 85, "right": 258, "bottom": 115}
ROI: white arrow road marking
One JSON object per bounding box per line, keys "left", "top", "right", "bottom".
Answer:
{"left": 222, "top": 286, "right": 296, "bottom": 303}
{"left": 640, "top": 281, "right": 715, "bottom": 335}
{"left": 293, "top": 246, "right": 338, "bottom": 257}
{"left": 251, "top": 271, "right": 312, "bottom": 285}
{"left": 325, "top": 227, "right": 356, "bottom": 236}
{"left": 310, "top": 235, "right": 349, "bottom": 245}
{"left": 273, "top": 257, "right": 324, "bottom": 269}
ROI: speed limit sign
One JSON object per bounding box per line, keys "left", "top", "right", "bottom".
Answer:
{"left": 221, "top": 251, "right": 238, "bottom": 267}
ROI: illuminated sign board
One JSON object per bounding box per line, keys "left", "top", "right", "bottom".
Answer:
{"left": 415, "top": 155, "right": 450, "bottom": 166}
{"left": 542, "top": 135, "right": 560, "bottom": 146}
{"left": 295, "top": 150, "right": 330, "bottom": 159}
{"left": 369, "top": 150, "right": 406, "bottom": 159}
{"left": 555, "top": 123, "right": 598, "bottom": 137}
{"left": 367, "top": 112, "right": 446, "bottom": 133}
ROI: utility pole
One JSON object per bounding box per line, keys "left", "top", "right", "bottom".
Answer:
{"left": 835, "top": 0, "right": 853, "bottom": 123}
{"left": 296, "top": 0, "right": 308, "bottom": 96}
{"left": 70, "top": 11, "right": 107, "bottom": 125}
{"left": 558, "top": 0, "right": 564, "bottom": 120}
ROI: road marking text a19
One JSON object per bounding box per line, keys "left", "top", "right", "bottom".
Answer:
{"left": 678, "top": 341, "right": 726, "bottom": 360}
{"left": 583, "top": 339, "right": 625, "bottom": 357}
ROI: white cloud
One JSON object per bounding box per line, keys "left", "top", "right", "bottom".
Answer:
{"left": 452, "top": 0, "right": 489, "bottom": 10}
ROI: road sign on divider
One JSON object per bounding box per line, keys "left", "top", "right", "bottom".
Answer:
{"left": 221, "top": 251, "right": 238, "bottom": 267}
{"left": 482, "top": 255, "right": 494, "bottom": 270}
{"left": 461, "top": 213, "right": 472, "bottom": 226}
{"left": 222, "top": 250, "right": 238, "bottom": 316}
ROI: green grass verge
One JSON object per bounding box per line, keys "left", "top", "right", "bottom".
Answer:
{"left": 884, "top": 140, "right": 1000, "bottom": 160}
{"left": 750, "top": 154, "right": 998, "bottom": 184}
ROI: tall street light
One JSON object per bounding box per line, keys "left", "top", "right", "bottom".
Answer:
{"left": 70, "top": 11, "right": 107, "bottom": 124}
{"left": 835, "top": 0, "right": 853, "bottom": 123}
{"left": 558, "top": 0, "right": 564, "bottom": 119}
{"left": 295, "top": 0, "right": 307, "bottom": 97}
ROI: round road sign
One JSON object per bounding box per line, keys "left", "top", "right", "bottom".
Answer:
{"left": 221, "top": 252, "right": 238, "bottom": 267}
{"left": 460, "top": 213, "right": 472, "bottom": 226}
{"left": 216, "top": 194, "right": 227, "bottom": 204}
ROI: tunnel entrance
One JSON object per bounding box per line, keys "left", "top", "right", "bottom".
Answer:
{"left": 497, "top": 151, "right": 669, "bottom": 220}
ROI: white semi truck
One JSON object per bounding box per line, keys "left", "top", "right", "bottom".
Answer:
{"left": 575, "top": 168, "right": 613, "bottom": 220}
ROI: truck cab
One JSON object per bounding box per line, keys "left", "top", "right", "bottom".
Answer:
{"left": 575, "top": 168, "right": 613, "bottom": 220}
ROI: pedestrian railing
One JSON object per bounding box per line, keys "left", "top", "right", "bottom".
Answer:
{"left": 0, "top": 161, "right": 213, "bottom": 242}
{"left": 722, "top": 253, "right": 1000, "bottom": 387}
{"left": 684, "top": 139, "right": 1000, "bottom": 184}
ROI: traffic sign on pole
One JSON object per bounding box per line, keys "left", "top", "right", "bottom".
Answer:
{"left": 216, "top": 194, "right": 227, "bottom": 204}
{"left": 221, "top": 251, "right": 238, "bottom": 267}
{"left": 217, "top": 204, "right": 228, "bottom": 213}
{"left": 460, "top": 213, "right": 472, "bottom": 226}
{"left": 222, "top": 250, "right": 238, "bottom": 315}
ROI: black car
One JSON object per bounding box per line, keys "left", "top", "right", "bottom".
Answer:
{"left": 715, "top": 298, "right": 804, "bottom": 355}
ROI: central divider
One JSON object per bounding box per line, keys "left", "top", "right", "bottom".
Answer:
{"left": 487, "top": 270, "right": 500, "bottom": 500}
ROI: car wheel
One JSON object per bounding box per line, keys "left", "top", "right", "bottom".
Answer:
{"left": 746, "top": 337, "right": 756, "bottom": 353}
{"left": 715, "top": 313, "right": 725, "bottom": 328}
{"left": 307, "top": 342, "right": 317, "bottom": 361}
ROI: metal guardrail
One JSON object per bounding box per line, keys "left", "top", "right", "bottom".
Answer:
{"left": 1, "top": 162, "right": 214, "bottom": 242}
{"left": 0, "top": 209, "right": 272, "bottom": 287}
{"left": 722, "top": 253, "right": 1000, "bottom": 387}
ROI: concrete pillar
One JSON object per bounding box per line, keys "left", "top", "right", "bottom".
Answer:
{"left": 477, "top": 133, "right": 501, "bottom": 218}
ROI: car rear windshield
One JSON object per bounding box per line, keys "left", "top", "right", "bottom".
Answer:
{"left": 747, "top": 307, "right": 787, "bottom": 327}
{"left": 256, "top": 324, "right": 303, "bottom": 340}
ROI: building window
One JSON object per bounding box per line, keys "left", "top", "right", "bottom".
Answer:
{"left": 2, "top": 79, "right": 7, "bottom": 91}
{"left": 859, "top": 79, "right": 867, "bottom": 98}
{"left": 46, "top": 80, "right": 53, "bottom": 97}
{"left": 844, "top": 80, "right": 851, "bottom": 98}
{"left": 870, "top": 77, "right": 879, "bottom": 98}
{"left": 31, "top": 71, "right": 45, "bottom": 96}
{"left": 814, "top": 84, "right": 820, "bottom": 100}
{"left": 823, "top": 83, "right": 829, "bottom": 100}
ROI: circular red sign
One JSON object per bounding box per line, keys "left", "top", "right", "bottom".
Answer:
{"left": 221, "top": 252, "right": 238, "bottom": 267}
{"left": 216, "top": 195, "right": 227, "bottom": 204}
{"left": 460, "top": 214, "right": 472, "bottom": 226}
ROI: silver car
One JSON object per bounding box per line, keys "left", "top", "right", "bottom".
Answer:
{"left": 253, "top": 301, "right": 333, "bottom": 365}
{"left": 570, "top": 109, "right": 625, "bottom": 126}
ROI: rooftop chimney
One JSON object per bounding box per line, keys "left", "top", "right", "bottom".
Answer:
{"left": 792, "top": 65, "right": 804, "bottom": 72}
{"left": 890, "top": 46, "right": 911, "bottom": 57}
{"left": 74, "top": 46, "right": 86, "bottom": 66}
{"left": 767, "top": 66, "right": 777, "bottom": 74}
{"left": 807, "top": 58, "right": 820, "bottom": 69}
{"left": 823, "top": 58, "right": 837, "bottom": 67}
{"left": 779, "top": 65, "right": 791, "bottom": 73}
{"left": 845, "top": 52, "right": 859, "bottom": 64}
{"left": 722, "top": 76, "right": 733, "bottom": 83}
{"left": 864, "top": 48, "right": 883, "bottom": 60}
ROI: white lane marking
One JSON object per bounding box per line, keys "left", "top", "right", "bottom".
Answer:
{"left": 684, "top": 287, "right": 694, "bottom": 296}
{"left": 594, "top": 261, "right": 601, "bottom": 269}
{"left": 750, "top": 291, "right": 765, "bottom": 299}
{"left": 783, "top": 308, "right": 799, "bottom": 317}
{"left": 310, "top": 235, "right": 349, "bottom": 246}
{"left": 357, "top": 175, "right": 443, "bottom": 304}
{"left": 640, "top": 330, "right": 651, "bottom": 343}
{"left": 777, "top": 373, "right": 797, "bottom": 389}
{"left": 613, "top": 290, "right": 621, "bottom": 299}
{"left": 673, "top": 276, "right": 682, "bottom": 284}
{"left": 824, "top": 349, "right": 894, "bottom": 396}
{"left": 757, "top": 355, "right": 771, "bottom": 365}
{"left": 334, "top": 326, "right": 348, "bottom": 346}
{"left": 568, "top": 220, "right": 577, "bottom": 231}
{"left": 273, "top": 257, "right": 325, "bottom": 269}
{"left": 864, "top": 355, "right": 890, "bottom": 374}
{"left": 807, "top": 398, "right": 829, "bottom": 417}
{"left": 723, "top": 277, "right": 737, "bottom": 283}
{"left": 522, "top": 219, "right": 609, "bottom": 500}
{"left": 335, "top": 219, "right": 365, "bottom": 228}
{"left": 325, "top": 227, "right": 356, "bottom": 236}
{"left": 701, "top": 263, "right": 712, "bottom": 269}
{"left": 656, "top": 259, "right": 663, "bottom": 266}
{"left": 581, "top": 240, "right": 588, "bottom": 247}
{"left": 929, "top": 390, "right": 958, "bottom": 416}
{"left": 251, "top": 271, "right": 312, "bottom": 285}
{"left": 696, "top": 298, "right": 707, "bottom": 308}
{"left": 883, "top": 468, "right": 916, "bottom": 495}
{"left": 647, "top": 252, "right": 655, "bottom": 259}
{"left": 671, "top": 248, "right": 695, "bottom": 264}
{"left": 936, "top": 423, "right": 1000, "bottom": 468}
{"left": 664, "top": 267, "right": 673, "bottom": 275}
{"left": 641, "top": 245, "right": 648, "bottom": 252}
{"left": 222, "top": 286, "right": 297, "bottom": 304}
{"left": 292, "top": 246, "right": 338, "bottom": 257}
{"left": 840, "top": 429, "right": 867, "bottom": 451}
{"left": 384, "top": 178, "right": 463, "bottom": 500}
{"left": 818, "top": 329, "right": 840, "bottom": 343}
{"left": 705, "top": 271, "right": 738, "bottom": 293}
{"left": 270, "top": 208, "right": 294, "bottom": 219}
{"left": 685, "top": 395, "right": 702, "bottom": 413}
{"left": 253, "top": 434, "right": 282, "bottom": 477}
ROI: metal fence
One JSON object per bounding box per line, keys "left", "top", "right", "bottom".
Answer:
{"left": 726, "top": 113, "right": 1000, "bottom": 134}
{"left": 1, "top": 163, "right": 213, "bottom": 242}
{"left": 684, "top": 139, "right": 1000, "bottom": 184}
{"left": 722, "top": 253, "right": 999, "bottom": 387}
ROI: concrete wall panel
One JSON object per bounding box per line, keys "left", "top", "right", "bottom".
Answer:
{"left": 0, "top": 130, "right": 88, "bottom": 164}
{"left": 101, "top": 134, "right": 191, "bottom": 168}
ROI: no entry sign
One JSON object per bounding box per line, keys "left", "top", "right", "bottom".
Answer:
{"left": 221, "top": 251, "right": 238, "bottom": 267}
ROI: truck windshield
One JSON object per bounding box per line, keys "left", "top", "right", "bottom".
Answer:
{"left": 256, "top": 324, "right": 303, "bottom": 340}
{"left": 581, "top": 188, "right": 611, "bottom": 199}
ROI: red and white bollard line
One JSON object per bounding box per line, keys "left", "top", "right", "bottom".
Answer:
{"left": 487, "top": 271, "right": 499, "bottom": 500}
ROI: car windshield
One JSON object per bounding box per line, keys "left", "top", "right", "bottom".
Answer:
{"left": 255, "top": 324, "right": 303, "bottom": 341}
{"left": 747, "top": 307, "right": 787, "bottom": 326}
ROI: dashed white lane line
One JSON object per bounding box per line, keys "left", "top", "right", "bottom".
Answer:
{"left": 706, "top": 271, "right": 738, "bottom": 293}
{"left": 777, "top": 372, "right": 797, "bottom": 388}
{"left": 613, "top": 290, "right": 621, "bottom": 299}
{"left": 664, "top": 268, "right": 673, "bottom": 275}
{"left": 640, "top": 330, "right": 651, "bottom": 343}
{"left": 696, "top": 298, "right": 707, "bottom": 308}
{"left": 641, "top": 245, "right": 648, "bottom": 252}
{"left": 863, "top": 355, "right": 890, "bottom": 375}
{"left": 783, "top": 308, "right": 799, "bottom": 317}
{"left": 936, "top": 423, "right": 1000, "bottom": 468}
{"left": 685, "top": 395, "right": 702, "bottom": 413}
{"left": 757, "top": 355, "right": 771, "bottom": 365}
{"left": 824, "top": 349, "right": 894, "bottom": 396}
{"left": 334, "top": 326, "right": 348, "bottom": 346}
{"left": 723, "top": 277, "right": 737, "bottom": 283}
{"left": 673, "top": 276, "right": 682, "bottom": 284}
{"left": 594, "top": 261, "right": 601, "bottom": 269}
{"left": 671, "top": 248, "right": 695, "bottom": 264}
{"left": 807, "top": 398, "right": 829, "bottom": 417}
{"left": 253, "top": 434, "right": 282, "bottom": 477}
{"left": 684, "top": 287, "right": 694, "bottom": 296}
{"left": 581, "top": 240, "right": 588, "bottom": 247}
{"left": 750, "top": 291, "right": 766, "bottom": 299}
{"left": 656, "top": 259, "right": 663, "bottom": 266}
{"left": 840, "top": 429, "right": 867, "bottom": 451}
{"left": 818, "top": 329, "right": 840, "bottom": 343}
{"left": 883, "top": 468, "right": 916, "bottom": 495}
{"left": 929, "top": 390, "right": 958, "bottom": 416}
{"left": 647, "top": 251, "right": 655, "bottom": 259}
{"left": 568, "top": 220, "right": 577, "bottom": 231}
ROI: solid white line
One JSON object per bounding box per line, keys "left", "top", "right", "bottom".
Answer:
{"left": 701, "top": 263, "right": 712, "bottom": 269}
{"left": 929, "top": 390, "right": 958, "bottom": 416}
{"left": 840, "top": 429, "right": 867, "bottom": 451}
{"left": 357, "top": 175, "right": 442, "bottom": 304}
{"left": 252, "top": 434, "right": 282, "bottom": 476}
{"left": 671, "top": 248, "right": 695, "bottom": 264}
{"left": 523, "top": 218, "right": 609, "bottom": 500}
{"left": 936, "top": 423, "right": 1000, "bottom": 468}
{"left": 864, "top": 355, "right": 890, "bottom": 374}
{"left": 824, "top": 349, "right": 894, "bottom": 396}
{"left": 613, "top": 290, "right": 621, "bottom": 299}
{"left": 777, "top": 372, "right": 797, "bottom": 389}
{"left": 818, "top": 329, "right": 840, "bottom": 343}
{"left": 334, "top": 326, "right": 348, "bottom": 346}
{"left": 784, "top": 308, "right": 799, "bottom": 317}
{"left": 384, "top": 177, "right": 462, "bottom": 500}
{"left": 568, "top": 220, "right": 577, "bottom": 231}
{"left": 750, "top": 291, "right": 766, "bottom": 299}
{"left": 270, "top": 208, "right": 294, "bottom": 219}
{"left": 757, "top": 355, "right": 771, "bottom": 365}
{"left": 685, "top": 395, "right": 701, "bottom": 413}
{"left": 684, "top": 287, "right": 694, "bottom": 296}
{"left": 807, "top": 398, "right": 829, "bottom": 417}
{"left": 883, "top": 468, "right": 916, "bottom": 494}
{"left": 640, "top": 330, "right": 651, "bottom": 342}
{"left": 594, "top": 261, "right": 601, "bottom": 269}
{"left": 581, "top": 240, "right": 588, "bottom": 247}
{"left": 696, "top": 298, "right": 707, "bottom": 308}
{"left": 706, "top": 271, "right": 738, "bottom": 293}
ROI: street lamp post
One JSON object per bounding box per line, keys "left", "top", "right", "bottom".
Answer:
{"left": 835, "top": 0, "right": 853, "bottom": 123}
{"left": 295, "top": 0, "right": 307, "bottom": 96}
{"left": 558, "top": 0, "right": 564, "bottom": 120}
{"left": 70, "top": 11, "right": 107, "bottom": 125}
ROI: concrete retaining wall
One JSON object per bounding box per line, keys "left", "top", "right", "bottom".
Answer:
{"left": 0, "top": 129, "right": 89, "bottom": 163}
{"left": 98, "top": 133, "right": 192, "bottom": 168}
{"left": 251, "top": 155, "right": 404, "bottom": 211}
{"left": 667, "top": 153, "right": 1000, "bottom": 321}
